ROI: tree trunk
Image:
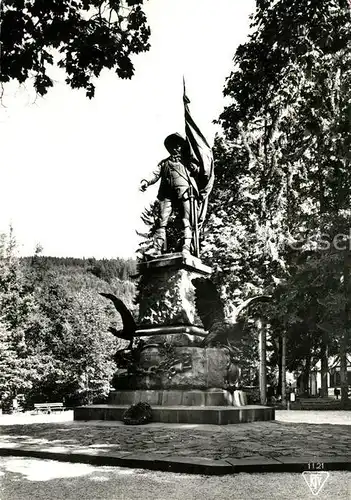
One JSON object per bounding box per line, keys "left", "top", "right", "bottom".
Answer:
{"left": 302, "top": 354, "right": 311, "bottom": 396}
{"left": 258, "top": 319, "right": 267, "bottom": 405}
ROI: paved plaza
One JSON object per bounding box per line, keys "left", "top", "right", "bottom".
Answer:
{"left": 0, "top": 410, "right": 350, "bottom": 465}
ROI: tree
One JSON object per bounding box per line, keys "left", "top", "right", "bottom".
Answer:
{"left": 206, "top": 0, "right": 351, "bottom": 395}
{"left": 0, "top": 230, "right": 134, "bottom": 407}
{"left": 1, "top": 0, "right": 150, "bottom": 98}
{"left": 0, "top": 230, "right": 42, "bottom": 400}
{"left": 65, "top": 290, "right": 117, "bottom": 404}
{"left": 29, "top": 284, "right": 117, "bottom": 405}
{"left": 23, "top": 257, "right": 120, "bottom": 405}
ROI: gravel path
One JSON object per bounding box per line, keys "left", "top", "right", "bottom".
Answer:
{"left": 1, "top": 456, "right": 350, "bottom": 500}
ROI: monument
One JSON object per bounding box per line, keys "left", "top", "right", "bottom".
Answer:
{"left": 74, "top": 85, "right": 275, "bottom": 425}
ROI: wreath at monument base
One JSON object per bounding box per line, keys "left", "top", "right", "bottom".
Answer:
{"left": 122, "top": 402, "right": 153, "bottom": 425}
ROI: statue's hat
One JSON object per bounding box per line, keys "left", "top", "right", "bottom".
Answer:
{"left": 164, "top": 133, "right": 186, "bottom": 153}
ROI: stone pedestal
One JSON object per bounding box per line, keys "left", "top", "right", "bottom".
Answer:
{"left": 74, "top": 253, "right": 275, "bottom": 425}
{"left": 132, "top": 345, "right": 232, "bottom": 391}
{"left": 137, "top": 253, "right": 211, "bottom": 328}
{"left": 112, "top": 330, "right": 240, "bottom": 391}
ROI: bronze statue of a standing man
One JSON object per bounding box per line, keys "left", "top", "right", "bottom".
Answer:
{"left": 140, "top": 84, "right": 214, "bottom": 258}
{"left": 140, "top": 133, "right": 200, "bottom": 256}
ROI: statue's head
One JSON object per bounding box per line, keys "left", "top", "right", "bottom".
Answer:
{"left": 164, "top": 133, "right": 187, "bottom": 155}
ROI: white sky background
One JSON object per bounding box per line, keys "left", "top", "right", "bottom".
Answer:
{"left": 0, "top": 0, "right": 255, "bottom": 259}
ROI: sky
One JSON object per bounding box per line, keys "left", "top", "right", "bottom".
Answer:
{"left": 0, "top": 0, "right": 255, "bottom": 259}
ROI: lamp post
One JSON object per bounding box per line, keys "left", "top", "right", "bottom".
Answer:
{"left": 281, "top": 331, "right": 287, "bottom": 407}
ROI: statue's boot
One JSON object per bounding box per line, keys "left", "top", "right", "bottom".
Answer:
{"left": 147, "top": 227, "right": 166, "bottom": 256}
{"left": 182, "top": 223, "right": 192, "bottom": 256}
{"left": 144, "top": 247, "right": 160, "bottom": 258}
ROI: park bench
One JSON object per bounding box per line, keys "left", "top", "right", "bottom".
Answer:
{"left": 34, "top": 402, "right": 65, "bottom": 414}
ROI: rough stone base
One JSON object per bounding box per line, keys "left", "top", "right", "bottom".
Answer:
{"left": 74, "top": 404, "right": 275, "bottom": 425}
{"left": 136, "top": 253, "right": 211, "bottom": 327}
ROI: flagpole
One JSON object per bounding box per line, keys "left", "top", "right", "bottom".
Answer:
{"left": 189, "top": 186, "right": 199, "bottom": 258}
{"left": 183, "top": 76, "right": 206, "bottom": 258}
{"left": 193, "top": 195, "right": 200, "bottom": 258}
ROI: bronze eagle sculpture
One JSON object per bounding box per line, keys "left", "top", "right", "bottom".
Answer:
{"left": 99, "top": 293, "right": 136, "bottom": 349}
{"left": 192, "top": 278, "right": 271, "bottom": 350}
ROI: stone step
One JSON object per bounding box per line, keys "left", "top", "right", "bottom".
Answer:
{"left": 294, "top": 403, "right": 341, "bottom": 407}
{"left": 294, "top": 400, "right": 341, "bottom": 405}
{"left": 74, "top": 404, "right": 275, "bottom": 425}
{"left": 290, "top": 400, "right": 345, "bottom": 410}
{"left": 297, "top": 398, "right": 337, "bottom": 403}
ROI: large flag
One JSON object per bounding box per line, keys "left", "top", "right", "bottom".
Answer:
{"left": 183, "top": 79, "right": 214, "bottom": 228}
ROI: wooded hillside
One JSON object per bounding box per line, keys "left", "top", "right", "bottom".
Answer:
{"left": 0, "top": 233, "right": 137, "bottom": 408}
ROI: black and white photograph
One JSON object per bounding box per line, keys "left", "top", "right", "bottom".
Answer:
{"left": 0, "top": 1, "right": 351, "bottom": 499}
